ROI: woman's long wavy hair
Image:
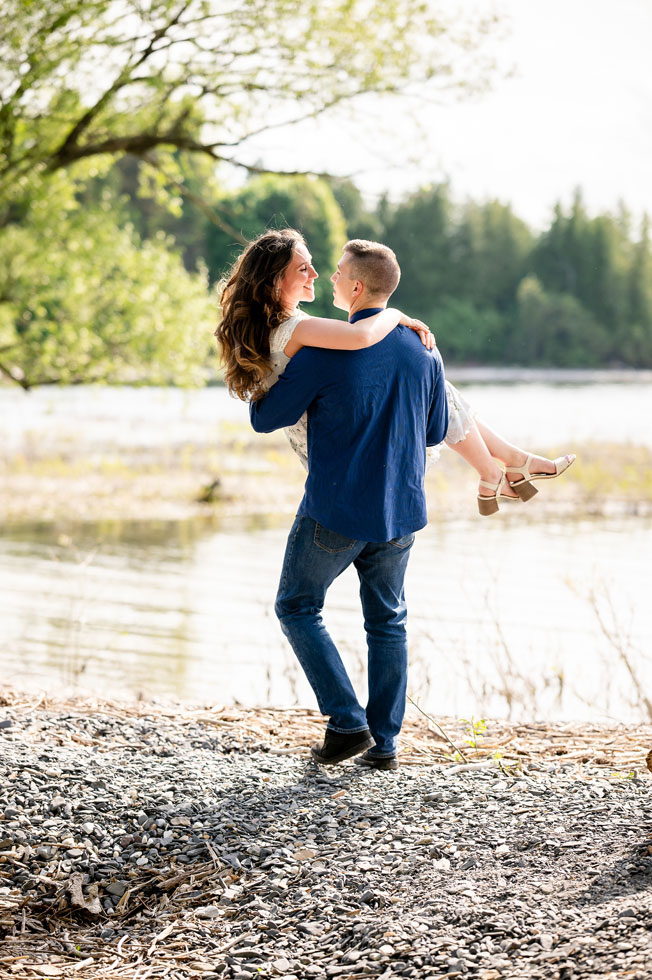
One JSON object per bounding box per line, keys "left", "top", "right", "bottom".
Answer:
{"left": 215, "top": 228, "right": 305, "bottom": 401}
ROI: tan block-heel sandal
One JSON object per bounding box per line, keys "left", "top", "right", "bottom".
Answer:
{"left": 477, "top": 474, "right": 508, "bottom": 516}
{"left": 505, "top": 453, "right": 576, "bottom": 500}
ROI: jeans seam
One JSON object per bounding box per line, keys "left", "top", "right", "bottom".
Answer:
{"left": 279, "top": 516, "right": 303, "bottom": 596}
{"left": 290, "top": 642, "right": 329, "bottom": 714}
{"left": 389, "top": 533, "right": 415, "bottom": 550}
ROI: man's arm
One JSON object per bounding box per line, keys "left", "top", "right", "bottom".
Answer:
{"left": 425, "top": 353, "right": 449, "bottom": 446}
{"left": 249, "top": 348, "right": 321, "bottom": 433}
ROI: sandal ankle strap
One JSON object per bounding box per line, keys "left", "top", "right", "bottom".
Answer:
{"left": 478, "top": 475, "right": 505, "bottom": 494}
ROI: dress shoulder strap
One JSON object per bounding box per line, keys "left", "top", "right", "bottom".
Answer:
{"left": 269, "top": 311, "right": 308, "bottom": 354}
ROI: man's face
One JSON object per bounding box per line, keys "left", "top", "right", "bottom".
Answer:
{"left": 330, "top": 253, "right": 358, "bottom": 312}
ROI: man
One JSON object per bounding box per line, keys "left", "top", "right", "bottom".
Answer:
{"left": 250, "top": 240, "right": 447, "bottom": 770}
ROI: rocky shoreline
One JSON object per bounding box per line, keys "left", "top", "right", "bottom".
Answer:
{"left": 2, "top": 693, "right": 652, "bottom": 979}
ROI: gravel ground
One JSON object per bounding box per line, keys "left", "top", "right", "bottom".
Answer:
{"left": 1, "top": 697, "right": 652, "bottom": 980}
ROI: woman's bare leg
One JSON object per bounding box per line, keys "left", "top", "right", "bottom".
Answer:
{"left": 448, "top": 420, "right": 519, "bottom": 498}
{"left": 473, "top": 418, "right": 557, "bottom": 475}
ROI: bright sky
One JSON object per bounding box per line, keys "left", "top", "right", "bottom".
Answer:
{"left": 241, "top": 0, "right": 652, "bottom": 230}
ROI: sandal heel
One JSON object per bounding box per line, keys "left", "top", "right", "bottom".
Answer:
{"left": 513, "top": 481, "right": 538, "bottom": 501}
{"left": 477, "top": 475, "right": 507, "bottom": 516}
{"left": 478, "top": 495, "right": 500, "bottom": 516}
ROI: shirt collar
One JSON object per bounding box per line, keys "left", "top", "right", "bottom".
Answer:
{"left": 349, "top": 307, "right": 384, "bottom": 323}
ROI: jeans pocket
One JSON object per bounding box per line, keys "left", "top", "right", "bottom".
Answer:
{"left": 389, "top": 532, "right": 415, "bottom": 550}
{"left": 313, "top": 523, "right": 356, "bottom": 554}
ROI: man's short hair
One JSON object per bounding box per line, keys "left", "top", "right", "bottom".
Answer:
{"left": 343, "top": 239, "right": 401, "bottom": 298}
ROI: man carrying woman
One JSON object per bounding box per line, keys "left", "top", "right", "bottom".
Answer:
{"left": 247, "top": 238, "right": 447, "bottom": 770}
{"left": 216, "top": 230, "right": 574, "bottom": 769}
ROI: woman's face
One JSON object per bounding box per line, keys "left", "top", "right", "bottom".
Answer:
{"left": 278, "top": 242, "right": 318, "bottom": 310}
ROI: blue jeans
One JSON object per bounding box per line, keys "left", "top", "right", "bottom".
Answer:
{"left": 274, "top": 515, "right": 415, "bottom": 758}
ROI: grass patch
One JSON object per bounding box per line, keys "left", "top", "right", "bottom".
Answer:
{"left": 2, "top": 435, "right": 651, "bottom": 522}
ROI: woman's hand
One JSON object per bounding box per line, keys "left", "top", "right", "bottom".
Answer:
{"left": 399, "top": 313, "right": 436, "bottom": 349}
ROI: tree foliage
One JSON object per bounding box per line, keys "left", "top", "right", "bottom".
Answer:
{"left": 327, "top": 179, "right": 385, "bottom": 243}
{"left": 448, "top": 200, "right": 534, "bottom": 310}
{"left": 341, "top": 184, "right": 652, "bottom": 368}
{"left": 423, "top": 297, "right": 508, "bottom": 364}
{"left": 2, "top": 1, "right": 650, "bottom": 377}
{"left": 0, "top": 0, "right": 498, "bottom": 198}
{"left": 205, "top": 175, "right": 347, "bottom": 314}
{"left": 384, "top": 184, "right": 453, "bottom": 310}
{"left": 81, "top": 150, "right": 224, "bottom": 273}
{"left": 0, "top": 0, "right": 499, "bottom": 387}
{"left": 512, "top": 276, "right": 609, "bottom": 367}
{"left": 0, "top": 174, "right": 214, "bottom": 387}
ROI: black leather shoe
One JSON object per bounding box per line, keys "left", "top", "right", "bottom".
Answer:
{"left": 354, "top": 750, "right": 399, "bottom": 771}
{"left": 310, "top": 728, "right": 374, "bottom": 765}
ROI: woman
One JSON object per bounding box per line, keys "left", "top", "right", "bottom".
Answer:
{"left": 216, "top": 229, "right": 574, "bottom": 514}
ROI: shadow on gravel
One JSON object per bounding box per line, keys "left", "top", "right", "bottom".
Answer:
{"left": 577, "top": 838, "right": 652, "bottom": 908}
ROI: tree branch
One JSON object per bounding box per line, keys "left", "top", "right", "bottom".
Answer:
{"left": 50, "top": 1, "right": 194, "bottom": 165}
{"left": 47, "top": 132, "right": 208, "bottom": 169}
{"left": 46, "top": 131, "right": 333, "bottom": 180}
{"left": 215, "top": 92, "right": 365, "bottom": 148}
{"left": 141, "top": 152, "right": 246, "bottom": 243}
{"left": 0, "top": 358, "right": 31, "bottom": 390}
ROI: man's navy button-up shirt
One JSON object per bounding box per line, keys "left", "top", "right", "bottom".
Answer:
{"left": 249, "top": 309, "right": 448, "bottom": 543}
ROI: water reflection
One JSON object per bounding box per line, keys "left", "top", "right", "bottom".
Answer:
{"left": 2, "top": 514, "right": 651, "bottom": 723}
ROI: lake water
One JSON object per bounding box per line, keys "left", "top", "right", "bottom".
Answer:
{"left": 3, "top": 374, "right": 652, "bottom": 452}
{"left": 2, "top": 378, "right": 652, "bottom": 723}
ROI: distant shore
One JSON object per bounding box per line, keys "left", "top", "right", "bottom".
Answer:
{"left": 3, "top": 366, "right": 652, "bottom": 394}
{"left": 448, "top": 366, "right": 652, "bottom": 384}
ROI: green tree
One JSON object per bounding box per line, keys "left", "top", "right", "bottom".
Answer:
{"left": 532, "top": 196, "right": 587, "bottom": 297}
{"left": 80, "top": 151, "right": 223, "bottom": 273}
{"left": 628, "top": 217, "right": 652, "bottom": 326}
{"left": 621, "top": 215, "right": 652, "bottom": 365}
{"left": 512, "top": 275, "right": 609, "bottom": 366}
{"left": 383, "top": 184, "right": 453, "bottom": 312}
{"left": 0, "top": 0, "right": 499, "bottom": 386}
{"left": 327, "top": 179, "right": 384, "bottom": 242}
{"left": 205, "top": 175, "right": 347, "bottom": 315}
{"left": 0, "top": 174, "right": 214, "bottom": 388}
{"left": 0, "top": 0, "right": 499, "bottom": 198}
{"left": 426, "top": 298, "right": 509, "bottom": 364}
{"left": 533, "top": 192, "right": 628, "bottom": 332}
{"left": 586, "top": 214, "right": 629, "bottom": 333}
{"left": 449, "top": 199, "right": 534, "bottom": 310}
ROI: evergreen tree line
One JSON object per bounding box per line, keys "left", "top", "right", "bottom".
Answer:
{"left": 6, "top": 1, "right": 647, "bottom": 383}
{"left": 200, "top": 176, "right": 652, "bottom": 368}
{"left": 4, "top": 155, "right": 652, "bottom": 387}
{"left": 366, "top": 184, "right": 652, "bottom": 368}
{"left": 114, "top": 160, "right": 652, "bottom": 369}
